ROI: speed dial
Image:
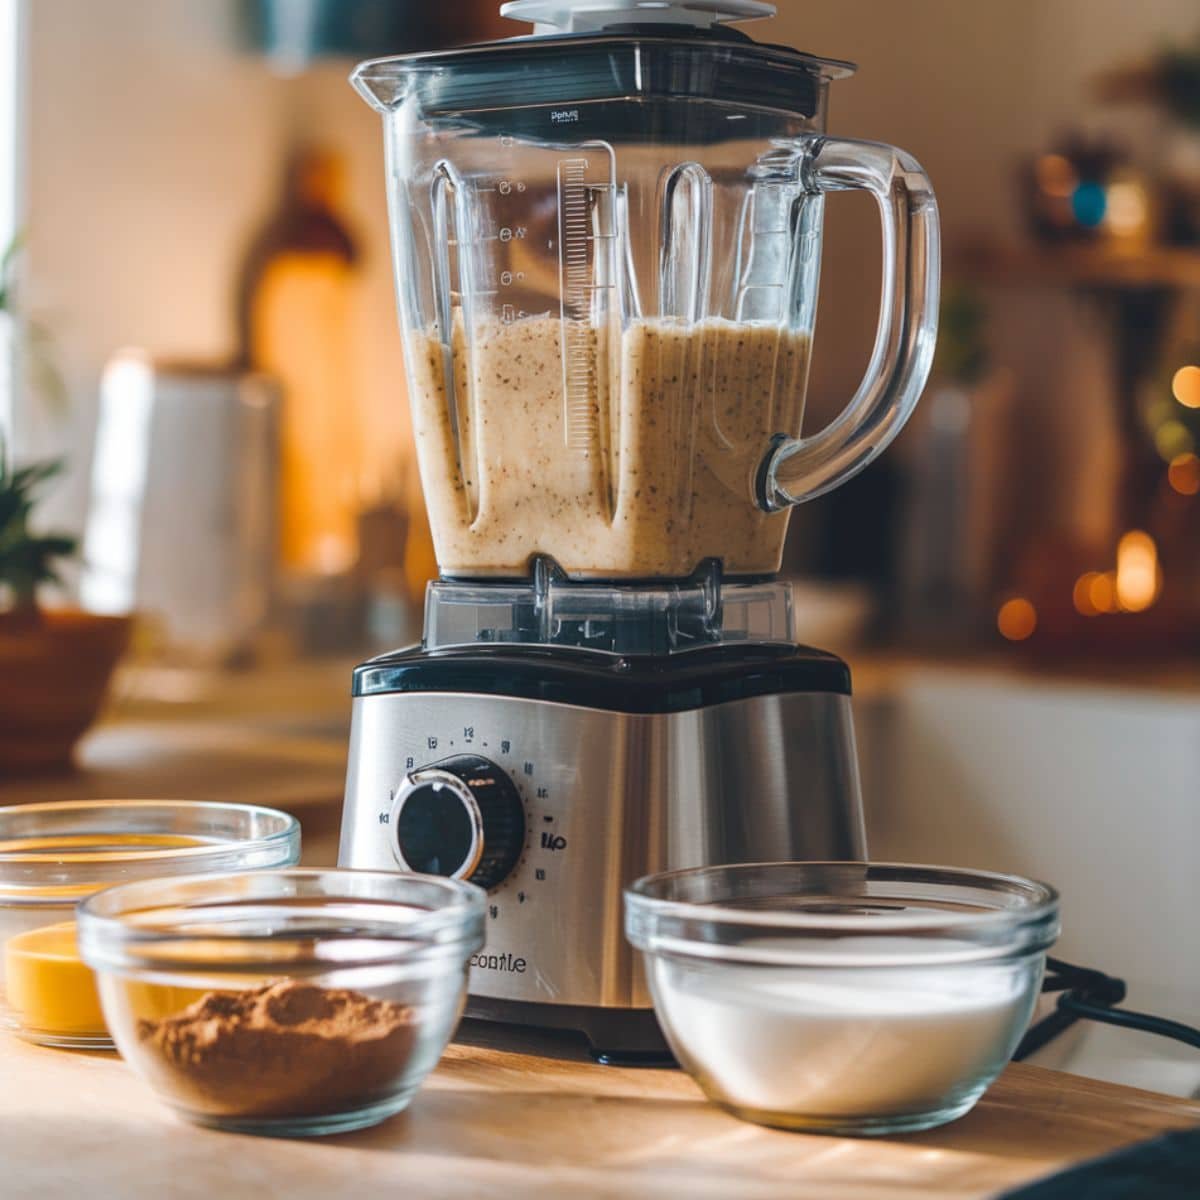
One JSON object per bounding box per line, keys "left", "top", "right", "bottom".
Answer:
{"left": 391, "top": 755, "right": 525, "bottom": 891}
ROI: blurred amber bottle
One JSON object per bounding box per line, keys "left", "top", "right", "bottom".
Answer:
{"left": 236, "top": 146, "right": 362, "bottom": 576}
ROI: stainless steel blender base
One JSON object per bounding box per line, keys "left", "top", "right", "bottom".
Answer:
{"left": 340, "top": 678, "right": 865, "bottom": 1055}
{"left": 463, "top": 998, "right": 671, "bottom": 1065}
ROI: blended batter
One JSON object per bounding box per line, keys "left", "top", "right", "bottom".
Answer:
{"left": 408, "top": 315, "right": 810, "bottom": 578}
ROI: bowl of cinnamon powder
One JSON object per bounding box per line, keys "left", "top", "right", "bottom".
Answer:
{"left": 77, "top": 868, "right": 485, "bottom": 1137}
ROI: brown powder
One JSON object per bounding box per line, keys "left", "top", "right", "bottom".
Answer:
{"left": 135, "top": 979, "right": 417, "bottom": 1119}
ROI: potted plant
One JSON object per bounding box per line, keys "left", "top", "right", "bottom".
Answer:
{"left": 0, "top": 447, "right": 132, "bottom": 773}
{"left": 1, "top": 230, "right": 133, "bottom": 775}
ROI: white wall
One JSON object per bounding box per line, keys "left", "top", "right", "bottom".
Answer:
{"left": 19, "top": 0, "right": 291, "bottom": 529}
{"left": 0, "top": 0, "right": 22, "bottom": 444}
{"left": 855, "top": 670, "right": 1200, "bottom": 1095}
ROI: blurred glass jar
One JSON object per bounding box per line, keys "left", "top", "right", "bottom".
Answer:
{"left": 0, "top": 800, "right": 300, "bottom": 1048}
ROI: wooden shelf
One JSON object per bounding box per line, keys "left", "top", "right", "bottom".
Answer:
{"left": 950, "top": 241, "right": 1200, "bottom": 290}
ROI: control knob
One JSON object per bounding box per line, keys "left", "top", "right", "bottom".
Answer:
{"left": 391, "top": 755, "right": 525, "bottom": 891}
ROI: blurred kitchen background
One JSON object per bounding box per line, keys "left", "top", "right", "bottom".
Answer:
{"left": 0, "top": 1, "right": 1197, "bottom": 1095}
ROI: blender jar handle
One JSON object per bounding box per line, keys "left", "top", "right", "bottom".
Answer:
{"left": 757, "top": 136, "right": 940, "bottom": 512}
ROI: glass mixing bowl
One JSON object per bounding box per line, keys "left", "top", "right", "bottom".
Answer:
{"left": 78, "top": 868, "right": 486, "bottom": 1138}
{"left": 625, "top": 862, "right": 1059, "bottom": 1136}
{"left": 0, "top": 799, "right": 300, "bottom": 1048}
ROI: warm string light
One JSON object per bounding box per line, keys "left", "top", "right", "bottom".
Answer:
{"left": 1144, "top": 364, "right": 1200, "bottom": 466}
{"left": 1073, "top": 572, "right": 1111, "bottom": 617}
{"left": 997, "top": 597, "right": 1037, "bottom": 641}
{"left": 1072, "top": 531, "right": 1162, "bottom": 617}
{"left": 1172, "top": 365, "right": 1200, "bottom": 410}
{"left": 1168, "top": 453, "right": 1200, "bottom": 496}
{"left": 1115, "top": 531, "right": 1160, "bottom": 613}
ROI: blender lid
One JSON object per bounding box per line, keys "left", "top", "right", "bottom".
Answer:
{"left": 498, "top": 0, "right": 778, "bottom": 34}
{"left": 352, "top": 1, "right": 854, "bottom": 119}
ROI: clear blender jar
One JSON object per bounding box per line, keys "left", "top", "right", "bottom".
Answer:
{"left": 354, "top": 0, "right": 939, "bottom": 583}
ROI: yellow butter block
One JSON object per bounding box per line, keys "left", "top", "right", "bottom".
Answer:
{"left": 4, "top": 920, "right": 106, "bottom": 1039}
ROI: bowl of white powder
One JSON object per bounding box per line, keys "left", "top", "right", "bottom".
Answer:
{"left": 625, "top": 862, "right": 1059, "bottom": 1136}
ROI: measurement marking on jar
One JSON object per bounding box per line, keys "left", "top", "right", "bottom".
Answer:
{"left": 558, "top": 157, "right": 597, "bottom": 450}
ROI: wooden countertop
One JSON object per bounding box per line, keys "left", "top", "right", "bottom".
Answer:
{"left": 2, "top": 1023, "right": 1197, "bottom": 1199}
{"left": 2, "top": 659, "right": 1197, "bottom": 1196}
{"left": 0, "top": 659, "right": 354, "bottom": 862}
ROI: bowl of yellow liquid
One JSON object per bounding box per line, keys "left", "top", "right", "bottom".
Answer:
{"left": 0, "top": 800, "right": 301, "bottom": 1048}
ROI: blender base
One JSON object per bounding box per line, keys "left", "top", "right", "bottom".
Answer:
{"left": 340, "top": 581, "right": 867, "bottom": 1064}
{"left": 464, "top": 996, "right": 673, "bottom": 1066}
{"left": 341, "top": 639, "right": 866, "bottom": 1054}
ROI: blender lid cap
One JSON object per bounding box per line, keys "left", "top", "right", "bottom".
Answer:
{"left": 499, "top": 0, "right": 776, "bottom": 34}
{"left": 352, "top": 1, "right": 854, "bottom": 120}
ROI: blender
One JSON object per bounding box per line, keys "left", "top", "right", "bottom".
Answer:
{"left": 339, "top": 0, "right": 940, "bottom": 1061}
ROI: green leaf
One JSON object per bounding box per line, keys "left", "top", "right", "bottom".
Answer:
{"left": 0, "top": 233, "right": 67, "bottom": 415}
{"left": 0, "top": 494, "right": 23, "bottom": 529}
{"left": 14, "top": 458, "right": 63, "bottom": 486}
{"left": 0, "top": 231, "right": 21, "bottom": 300}
{"left": 32, "top": 534, "right": 77, "bottom": 556}
{"left": 0, "top": 450, "right": 78, "bottom": 605}
{"left": 10, "top": 461, "right": 63, "bottom": 496}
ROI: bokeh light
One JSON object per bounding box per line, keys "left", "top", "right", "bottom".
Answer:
{"left": 1071, "top": 181, "right": 1107, "bottom": 227}
{"left": 997, "top": 597, "right": 1037, "bottom": 641}
{"left": 1104, "top": 181, "right": 1148, "bottom": 238}
{"left": 1035, "top": 153, "right": 1077, "bottom": 198}
{"left": 1073, "top": 572, "right": 1101, "bottom": 616}
{"left": 1168, "top": 452, "right": 1200, "bottom": 496}
{"left": 1115, "top": 530, "right": 1160, "bottom": 613}
{"left": 1172, "top": 365, "right": 1200, "bottom": 410}
{"left": 1089, "top": 571, "right": 1118, "bottom": 615}
{"left": 1144, "top": 397, "right": 1173, "bottom": 428}
{"left": 1154, "top": 419, "right": 1194, "bottom": 461}
{"left": 1036, "top": 153, "right": 1075, "bottom": 195}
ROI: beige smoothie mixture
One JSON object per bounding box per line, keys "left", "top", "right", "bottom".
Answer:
{"left": 407, "top": 315, "right": 810, "bottom": 578}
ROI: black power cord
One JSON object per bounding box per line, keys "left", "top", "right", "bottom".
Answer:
{"left": 1014, "top": 957, "right": 1200, "bottom": 1062}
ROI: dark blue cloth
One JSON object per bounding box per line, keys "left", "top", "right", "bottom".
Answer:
{"left": 999, "top": 1128, "right": 1200, "bottom": 1199}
